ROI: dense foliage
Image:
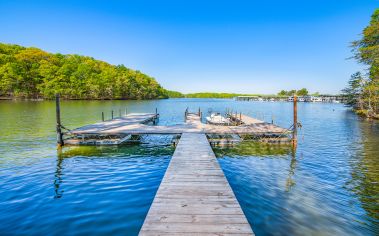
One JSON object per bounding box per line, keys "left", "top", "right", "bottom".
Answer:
{"left": 0, "top": 43, "right": 169, "bottom": 99}
{"left": 344, "top": 9, "right": 379, "bottom": 118}
{"left": 185, "top": 92, "right": 258, "bottom": 98}
{"left": 277, "top": 88, "right": 309, "bottom": 96}
{"left": 166, "top": 90, "right": 184, "bottom": 98}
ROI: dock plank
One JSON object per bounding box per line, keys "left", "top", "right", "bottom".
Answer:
{"left": 139, "top": 133, "right": 254, "bottom": 235}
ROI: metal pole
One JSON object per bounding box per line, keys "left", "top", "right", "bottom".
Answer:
{"left": 102, "top": 112, "right": 104, "bottom": 122}
{"left": 55, "top": 94, "right": 64, "bottom": 147}
{"left": 293, "top": 94, "right": 298, "bottom": 148}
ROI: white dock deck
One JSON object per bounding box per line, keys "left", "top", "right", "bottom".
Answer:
{"left": 139, "top": 133, "right": 254, "bottom": 235}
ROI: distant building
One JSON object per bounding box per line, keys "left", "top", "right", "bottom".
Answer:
{"left": 236, "top": 95, "right": 347, "bottom": 103}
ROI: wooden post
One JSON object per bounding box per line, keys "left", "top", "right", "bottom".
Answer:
{"left": 292, "top": 94, "right": 298, "bottom": 148}
{"left": 111, "top": 110, "right": 114, "bottom": 119}
{"left": 55, "top": 94, "right": 64, "bottom": 147}
{"left": 239, "top": 112, "right": 242, "bottom": 123}
{"left": 102, "top": 112, "right": 104, "bottom": 122}
{"left": 198, "top": 107, "right": 201, "bottom": 116}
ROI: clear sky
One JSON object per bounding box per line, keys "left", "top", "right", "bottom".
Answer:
{"left": 0, "top": 0, "right": 378, "bottom": 94}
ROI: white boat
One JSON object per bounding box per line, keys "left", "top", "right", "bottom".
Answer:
{"left": 206, "top": 113, "right": 230, "bottom": 125}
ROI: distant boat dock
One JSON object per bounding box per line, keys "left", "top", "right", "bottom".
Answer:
{"left": 235, "top": 94, "right": 347, "bottom": 103}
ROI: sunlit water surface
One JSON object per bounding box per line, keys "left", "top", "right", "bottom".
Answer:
{"left": 0, "top": 99, "right": 378, "bottom": 235}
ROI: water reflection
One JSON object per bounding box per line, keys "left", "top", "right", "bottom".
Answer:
{"left": 285, "top": 150, "right": 298, "bottom": 192}
{"left": 348, "top": 119, "right": 379, "bottom": 231}
{"left": 54, "top": 152, "right": 64, "bottom": 199}
{"left": 215, "top": 141, "right": 299, "bottom": 193}
{"left": 54, "top": 139, "right": 175, "bottom": 200}
{"left": 214, "top": 141, "right": 293, "bottom": 157}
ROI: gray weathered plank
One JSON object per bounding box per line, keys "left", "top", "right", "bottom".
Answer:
{"left": 139, "top": 133, "right": 254, "bottom": 235}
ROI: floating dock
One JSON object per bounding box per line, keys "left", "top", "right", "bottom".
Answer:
{"left": 139, "top": 133, "right": 254, "bottom": 235}
{"left": 58, "top": 108, "right": 295, "bottom": 235}
{"left": 65, "top": 113, "right": 159, "bottom": 145}
{"left": 66, "top": 112, "right": 289, "bottom": 138}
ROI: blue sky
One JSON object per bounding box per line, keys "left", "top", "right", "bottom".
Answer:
{"left": 0, "top": 0, "right": 378, "bottom": 94}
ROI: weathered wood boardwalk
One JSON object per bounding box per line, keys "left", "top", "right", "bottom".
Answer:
{"left": 139, "top": 133, "right": 254, "bottom": 235}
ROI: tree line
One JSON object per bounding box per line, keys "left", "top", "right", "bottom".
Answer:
{"left": 343, "top": 9, "right": 379, "bottom": 118}
{"left": 277, "top": 88, "right": 310, "bottom": 97}
{"left": 0, "top": 43, "right": 169, "bottom": 99}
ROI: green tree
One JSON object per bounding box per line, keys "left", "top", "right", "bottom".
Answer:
{"left": 296, "top": 88, "right": 309, "bottom": 96}
{"left": 278, "top": 90, "right": 287, "bottom": 96}
{"left": 342, "top": 72, "right": 365, "bottom": 109}
{"left": 347, "top": 9, "right": 379, "bottom": 117}
{"left": 0, "top": 43, "right": 168, "bottom": 100}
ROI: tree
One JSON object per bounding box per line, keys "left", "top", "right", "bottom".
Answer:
{"left": 347, "top": 9, "right": 379, "bottom": 117}
{"left": 296, "top": 88, "right": 309, "bottom": 96}
{"left": 278, "top": 90, "right": 287, "bottom": 96}
{"left": 342, "top": 72, "right": 365, "bottom": 109}
{"left": 0, "top": 43, "right": 168, "bottom": 100}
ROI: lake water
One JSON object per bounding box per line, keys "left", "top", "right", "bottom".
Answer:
{"left": 0, "top": 98, "right": 378, "bottom": 235}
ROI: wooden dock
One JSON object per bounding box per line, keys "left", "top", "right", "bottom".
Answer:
{"left": 139, "top": 133, "right": 254, "bottom": 235}
{"left": 70, "top": 113, "right": 158, "bottom": 135}
{"left": 69, "top": 113, "right": 289, "bottom": 136}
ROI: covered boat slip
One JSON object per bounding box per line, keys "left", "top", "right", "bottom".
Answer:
{"left": 139, "top": 133, "right": 254, "bottom": 235}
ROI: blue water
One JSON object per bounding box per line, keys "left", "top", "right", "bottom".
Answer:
{"left": 0, "top": 99, "right": 378, "bottom": 235}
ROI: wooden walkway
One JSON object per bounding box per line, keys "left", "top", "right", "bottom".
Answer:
{"left": 139, "top": 133, "right": 254, "bottom": 235}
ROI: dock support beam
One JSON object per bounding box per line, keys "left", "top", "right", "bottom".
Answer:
{"left": 55, "top": 94, "right": 64, "bottom": 147}
{"left": 292, "top": 94, "right": 298, "bottom": 149}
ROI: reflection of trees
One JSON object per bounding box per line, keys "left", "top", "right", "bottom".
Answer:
{"left": 214, "top": 141, "right": 292, "bottom": 157}
{"left": 214, "top": 141, "right": 298, "bottom": 192}
{"left": 348, "top": 120, "right": 379, "bottom": 225}
{"left": 53, "top": 144, "right": 175, "bottom": 199}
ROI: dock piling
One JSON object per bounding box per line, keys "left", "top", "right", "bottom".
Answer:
{"left": 102, "top": 112, "right": 104, "bottom": 122}
{"left": 111, "top": 110, "right": 114, "bottom": 119}
{"left": 55, "top": 94, "right": 64, "bottom": 147}
{"left": 292, "top": 95, "right": 298, "bottom": 149}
